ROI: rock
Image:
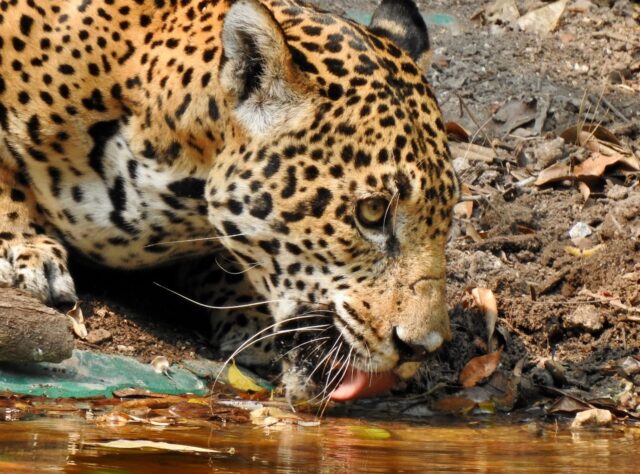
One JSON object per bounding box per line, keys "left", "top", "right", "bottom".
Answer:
{"left": 517, "top": 0, "right": 567, "bottom": 36}
{"left": 86, "top": 329, "right": 112, "bottom": 345}
{"left": 485, "top": 0, "right": 521, "bottom": 23}
{"left": 563, "top": 305, "right": 603, "bottom": 333}
{"left": 533, "top": 137, "right": 565, "bottom": 169}
{"left": 571, "top": 408, "right": 613, "bottom": 429}
{"left": 568, "top": 222, "right": 592, "bottom": 241}
{"left": 606, "top": 184, "right": 629, "bottom": 201}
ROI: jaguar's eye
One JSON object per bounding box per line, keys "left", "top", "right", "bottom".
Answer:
{"left": 356, "top": 197, "right": 389, "bottom": 229}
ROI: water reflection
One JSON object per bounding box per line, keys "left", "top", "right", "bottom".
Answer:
{"left": 0, "top": 417, "right": 637, "bottom": 473}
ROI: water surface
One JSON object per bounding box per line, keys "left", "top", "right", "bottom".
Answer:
{"left": 0, "top": 416, "right": 637, "bottom": 473}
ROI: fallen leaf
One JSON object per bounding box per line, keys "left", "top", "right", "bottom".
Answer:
{"left": 432, "top": 396, "right": 477, "bottom": 414}
{"left": 228, "top": 361, "right": 268, "bottom": 394}
{"left": 459, "top": 351, "right": 502, "bottom": 388}
{"left": 560, "top": 124, "right": 622, "bottom": 147}
{"left": 113, "top": 388, "right": 166, "bottom": 398}
{"left": 471, "top": 287, "right": 499, "bottom": 351}
{"left": 450, "top": 142, "right": 496, "bottom": 163}
{"left": 563, "top": 244, "right": 606, "bottom": 257}
{"left": 445, "top": 121, "right": 470, "bottom": 142}
{"left": 67, "top": 302, "right": 87, "bottom": 339}
{"left": 454, "top": 201, "right": 473, "bottom": 219}
{"left": 87, "top": 440, "right": 219, "bottom": 453}
{"left": 548, "top": 396, "right": 591, "bottom": 415}
{"left": 578, "top": 181, "right": 591, "bottom": 202}
{"left": 348, "top": 425, "right": 392, "bottom": 440}
{"left": 250, "top": 407, "right": 300, "bottom": 426}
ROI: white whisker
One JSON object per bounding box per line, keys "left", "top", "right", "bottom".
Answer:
{"left": 144, "top": 232, "right": 248, "bottom": 248}
{"left": 155, "top": 283, "right": 283, "bottom": 310}
{"left": 382, "top": 190, "right": 399, "bottom": 235}
{"left": 275, "top": 336, "right": 331, "bottom": 362}
{"left": 215, "top": 257, "right": 260, "bottom": 275}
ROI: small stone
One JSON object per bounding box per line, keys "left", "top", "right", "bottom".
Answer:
{"left": 568, "top": 222, "right": 592, "bottom": 241}
{"left": 117, "top": 345, "right": 135, "bottom": 353}
{"left": 563, "top": 305, "right": 603, "bottom": 333}
{"left": 606, "top": 184, "right": 629, "bottom": 201}
{"left": 571, "top": 408, "right": 612, "bottom": 429}
{"left": 533, "top": 137, "right": 565, "bottom": 169}
{"left": 86, "top": 329, "right": 112, "bottom": 345}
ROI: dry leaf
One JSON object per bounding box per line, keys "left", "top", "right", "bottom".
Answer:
{"left": 563, "top": 244, "right": 606, "bottom": 257}
{"left": 578, "top": 181, "right": 591, "bottom": 202}
{"left": 459, "top": 351, "right": 502, "bottom": 388}
{"left": 560, "top": 124, "right": 622, "bottom": 147}
{"left": 450, "top": 142, "right": 496, "bottom": 163}
{"left": 454, "top": 201, "right": 474, "bottom": 219}
{"left": 87, "top": 440, "right": 219, "bottom": 453}
{"left": 349, "top": 425, "right": 392, "bottom": 440}
{"left": 66, "top": 302, "right": 87, "bottom": 339}
{"left": 432, "top": 396, "right": 477, "bottom": 414}
{"left": 471, "top": 288, "right": 499, "bottom": 351}
{"left": 250, "top": 407, "right": 300, "bottom": 426}
{"left": 228, "top": 361, "right": 267, "bottom": 393}
{"left": 445, "top": 121, "right": 470, "bottom": 142}
{"left": 548, "top": 396, "right": 591, "bottom": 415}
{"left": 465, "top": 223, "right": 486, "bottom": 242}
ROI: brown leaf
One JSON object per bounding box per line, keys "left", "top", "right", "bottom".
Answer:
{"left": 548, "top": 396, "right": 591, "bottom": 414}
{"left": 459, "top": 351, "right": 502, "bottom": 388}
{"left": 445, "top": 121, "right": 470, "bottom": 142}
{"left": 432, "top": 396, "right": 477, "bottom": 414}
{"left": 471, "top": 288, "right": 499, "bottom": 351}
{"left": 449, "top": 142, "right": 496, "bottom": 163}
{"left": 560, "top": 124, "right": 621, "bottom": 147}
{"left": 453, "top": 201, "right": 474, "bottom": 219}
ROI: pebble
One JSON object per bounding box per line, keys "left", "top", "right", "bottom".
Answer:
{"left": 571, "top": 408, "right": 613, "bottom": 428}
{"left": 563, "top": 305, "right": 604, "bottom": 333}
{"left": 86, "top": 329, "right": 112, "bottom": 345}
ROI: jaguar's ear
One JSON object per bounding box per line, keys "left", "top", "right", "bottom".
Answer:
{"left": 369, "top": 0, "right": 431, "bottom": 71}
{"left": 221, "top": 0, "right": 309, "bottom": 136}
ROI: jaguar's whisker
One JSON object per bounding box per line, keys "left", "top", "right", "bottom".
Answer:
{"left": 144, "top": 232, "right": 249, "bottom": 248}
{"left": 155, "top": 282, "right": 285, "bottom": 310}
{"left": 274, "top": 336, "right": 331, "bottom": 362}
{"left": 215, "top": 257, "right": 260, "bottom": 275}
{"left": 382, "top": 190, "right": 399, "bottom": 235}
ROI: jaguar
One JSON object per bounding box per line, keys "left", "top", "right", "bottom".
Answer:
{"left": 0, "top": 0, "right": 459, "bottom": 401}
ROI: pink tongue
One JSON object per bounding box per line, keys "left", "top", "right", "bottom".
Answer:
{"left": 330, "top": 367, "right": 396, "bottom": 401}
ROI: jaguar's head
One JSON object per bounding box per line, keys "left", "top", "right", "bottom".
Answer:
{"left": 207, "top": 0, "right": 459, "bottom": 400}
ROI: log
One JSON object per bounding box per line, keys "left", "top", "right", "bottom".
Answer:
{"left": 0, "top": 288, "right": 74, "bottom": 363}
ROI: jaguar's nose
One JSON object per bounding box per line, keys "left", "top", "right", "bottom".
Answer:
{"left": 392, "top": 326, "right": 444, "bottom": 362}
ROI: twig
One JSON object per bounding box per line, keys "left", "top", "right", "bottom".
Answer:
{"left": 588, "top": 94, "right": 630, "bottom": 123}
{"left": 592, "top": 31, "right": 640, "bottom": 48}
{"left": 578, "top": 289, "right": 640, "bottom": 315}
{"left": 455, "top": 93, "right": 498, "bottom": 154}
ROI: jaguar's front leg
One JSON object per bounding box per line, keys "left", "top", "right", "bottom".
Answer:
{"left": 0, "top": 167, "right": 76, "bottom": 304}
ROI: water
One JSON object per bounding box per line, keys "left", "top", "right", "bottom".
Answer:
{"left": 0, "top": 416, "right": 638, "bottom": 473}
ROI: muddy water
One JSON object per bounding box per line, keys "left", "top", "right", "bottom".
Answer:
{"left": 0, "top": 417, "right": 638, "bottom": 473}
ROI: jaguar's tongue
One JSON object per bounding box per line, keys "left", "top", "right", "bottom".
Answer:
{"left": 329, "top": 367, "right": 396, "bottom": 401}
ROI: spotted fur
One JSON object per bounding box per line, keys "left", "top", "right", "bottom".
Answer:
{"left": 0, "top": 0, "right": 459, "bottom": 398}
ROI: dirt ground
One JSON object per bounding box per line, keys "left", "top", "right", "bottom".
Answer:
{"left": 66, "top": 0, "right": 640, "bottom": 417}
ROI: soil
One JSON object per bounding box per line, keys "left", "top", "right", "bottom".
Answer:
{"left": 59, "top": 0, "right": 640, "bottom": 415}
